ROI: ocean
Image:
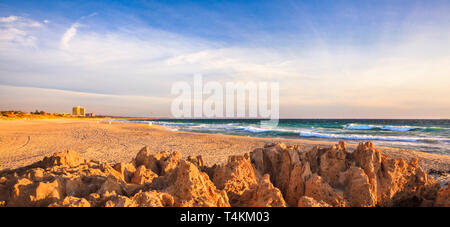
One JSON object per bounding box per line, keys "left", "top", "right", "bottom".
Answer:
{"left": 125, "top": 119, "right": 450, "bottom": 155}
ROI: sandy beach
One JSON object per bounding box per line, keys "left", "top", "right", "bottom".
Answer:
{"left": 0, "top": 118, "right": 449, "bottom": 207}
{"left": 1, "top": 119, "right": 449, "bottom": 179}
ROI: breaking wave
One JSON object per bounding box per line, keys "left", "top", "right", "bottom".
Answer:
{"left": 123, "top": 119, "right": 450, "bottom": 155}
{"left": 299, "top": 131, "right": 439, "bottom": 143}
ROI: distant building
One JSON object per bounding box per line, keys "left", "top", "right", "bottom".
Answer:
{"left": 86, "top": 113, "right": 95, "bottom": 117}
{"left": 72, "top": 106, "right": 86, "bottom": 116}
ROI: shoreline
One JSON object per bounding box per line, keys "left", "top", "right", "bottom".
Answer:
{"left": 0, "top": 118, "right": 449, "bottom": 185}
{"left": 123, "top": 118, "right": 450, "bottom": 156}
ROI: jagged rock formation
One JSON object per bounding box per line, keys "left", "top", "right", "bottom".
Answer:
{"left": 164, "top": 160, "right": 230, "bottom": 207}
{"left": 297, "top": 196, "right": 330, "bottom": 207}
{"left": 0, "top": 142, "right": 447, "bottom": 207}
{"left": 250, "top": 141, "right": 442, "bottom": 207}
{"left": 434, "top": 187, "right": 450, "bottom": 207}
{"left": 211, "top": 154, "right": 286, "bottom": 207}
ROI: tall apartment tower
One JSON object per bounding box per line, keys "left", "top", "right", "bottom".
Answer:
{"left": 72, "top": 106, "right": 86, "bottom": 116}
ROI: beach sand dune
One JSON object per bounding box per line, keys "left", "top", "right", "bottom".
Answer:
{"left": 0, "top": 119, "right": 448, "bottom": 184}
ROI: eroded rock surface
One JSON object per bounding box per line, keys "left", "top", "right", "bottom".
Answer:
{"left": 0, "top": 142, "right": 447, "bottom": 207}
{"left": 164, "top": 160, "right": 230, "bottom": 207}
{"left": 211, "top": 154, "right": 257, "bottom": 205}
{"left": 249, "top": 141, "right": 443, "bottom": 207}
{"left": 434, "top": 187, "right": 450, "bottom": 207}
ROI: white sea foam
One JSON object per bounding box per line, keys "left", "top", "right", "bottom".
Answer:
{"left": 236, "top": 126, "right": 271, "bottom": 133}
{"left": 344, "top": 123, "right": 418, "bottom": 132}
{"left": 122, "top": 119, "right": 450, "bottom": 155}
{"left": 298, "top": 131, "right": 439, "bottom": 142}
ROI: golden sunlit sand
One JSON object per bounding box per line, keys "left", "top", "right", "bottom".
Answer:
{"left": 0, "top": 118, "right": 448, "bottom": 185}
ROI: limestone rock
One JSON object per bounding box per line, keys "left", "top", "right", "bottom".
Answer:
{"left": 351, "top": 142, "right": 440, "bottom": 206}
{"left": 113, "top": 162, "right": 136, "bottom": 183}
{"left": 9, "top": 178, "right": 64, "bottom": 206}
{"left": 134, "top": 146, "right": 153, "bottom": 167}
{"left": 250, "top": 143, "right": 285, "bottom": 182}
{"left": 65, "top": 177, "right": 90, "bottom": 197}
{"left": 276, "top": 147, "right": 301, "bottom": 195}
{"left": 284, "top": 162, "right": 312, "bottom": 206}
{"left": 319, "top": 142, "right": 349, "bottom": 187}
{"left": 28, "top": 168, "right": 45, "bottom": 180}
{"left": 38, "top": 150, "right": 85, "bottom": 168}
{"left": 340, "top": 167, "right": 376, "bottom": 207}
{"left": 160, "top": 152, "right": 182, "bottom": 176}
{"left": 165, "top": 160, "right": 230, "bottom": 207}
{"left": 131, "top": 165, "right": 158, "bottom": 185}
{"left": 297, "top": 196, "right": 331, "bottom": 207}
{"left": 434, "top": 187, "right": 450, "bottom": 207}
{"left": 33, "top": 178, "right": 64, "bottom": 204}
{"left": 99, "top": 163, "right": 125, "bottom": 182}
{"left": 304, "top": 174, "right": 347, "bottom": 207}
{"left": 211, "top": 154, "right": 257, "bottom": 205}
{"left": 236, "top": 174, "right": 287, "bottom": 207}
{"left": 105, "top": 195, "right": 137, "bottom": 207}
{"left": 50, "top": 196, "right": 91, "bottom": 207}
{"left": 134, "top": 147, "right": 181, "bottom": 176}
{"left": 8, "top": 178, "right": 35, "bottom": 206}
{"left": 300, "top": 145, "right": 328, "bottom": 173}
{"left": 0, "top": 143, "right": 445, "bottom": 207}
{"left": 97, "top": 175, "right": 125, "bottom": 196}
{"left": 187, "top": 155, "right": 206, "bottom": 170}
{"left": 130, "top": 191, "right": 174, "bottom": 207}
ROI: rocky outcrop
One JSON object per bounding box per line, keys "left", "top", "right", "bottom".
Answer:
{"left": 50, "top": 196, "right": 91, "bottom": 207}
{"left": 211, "top": 154, "right": 258, "bottom": 205}
{"left": 104, "top": 191, "right": 174, "bottom": 207}
{"left": 348, "top": 142, "right": 440, "bottom": 206}
{"left": 303, "top": 174, "right": 347, "bottom": 207}
{"left": 236, "top": 174, "right": 287, "bottom": 207}
{"left": 131, "top": 191, "right": 174, "bottom": 207}
{"left": 37, "top": 150, "right": 86, "bottom": 168}
{"left": 297, "top": 196, "right": 330, "bottom": 207}
{"left": 434, "top": 187, "right": 450, "bottom": 207}
{"left": 164, "top": 160, "right": 230, "bottom": 207}
{"left": 249, "top": 141, "right": 443, "bottom": 207}
{"left": 113, "top": 162, "right": 136, "bottom": 183}
{"left": 284, "top": 162, "right": 312, "bottom": 206}
{"left": 0, "top": 142, "right": 447, "bottom": 207}
{"left": 131, "top": 165, "right": 157, "bottom": 185}
{"left": 134, "top": 147, "right": 181, "bottom": 176}
{"left": 7, "top": 177, "right": 65, "bottom": 207}
{"left": 211, "top": 154, "right": 285, "bottom": 207}
{"left": 340, "top": 166, "right": 376, "bottom": 207}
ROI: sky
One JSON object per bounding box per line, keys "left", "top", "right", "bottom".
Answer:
{"left": 0, "top": 0, "right": 449, "bottom": 118}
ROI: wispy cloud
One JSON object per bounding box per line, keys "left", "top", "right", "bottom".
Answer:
{"left": 0, "top": 15, "right": 42, "bottom": 47}
{"left": 0, "top": 15, "right": 19, "bottom": 23}
{"left": 60, "top": 22, "right": 80, "bottom": 49}
{"left": 60, "top": 12, "right": 97, "bottom": 49}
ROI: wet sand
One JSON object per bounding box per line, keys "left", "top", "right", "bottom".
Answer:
{"left": 0, "top": 119, "right": 449, "bottom": 184}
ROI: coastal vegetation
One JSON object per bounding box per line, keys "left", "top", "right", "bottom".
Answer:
{"left": 0, "top": 110, "right": 105, "bottom": 120}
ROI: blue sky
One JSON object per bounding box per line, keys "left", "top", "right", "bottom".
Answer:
{"left": 3, "top": 0, "right": 446, "bottom": 46}
{"left": 0, "top": 0, "right": 449, "bottom": 117}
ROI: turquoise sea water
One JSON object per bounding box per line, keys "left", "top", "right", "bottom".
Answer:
{"left": 125, "top": 119, "right": 450, "bottom": 155}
